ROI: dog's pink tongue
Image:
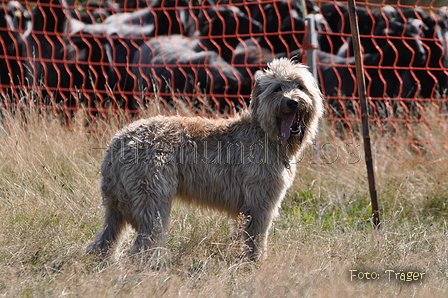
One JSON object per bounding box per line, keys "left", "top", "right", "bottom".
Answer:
{"left": 281, "top": 113, "right": 297, "bottom": 146}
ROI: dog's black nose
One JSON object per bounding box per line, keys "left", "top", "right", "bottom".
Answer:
{"left": 286, "top": 99, "right": 299, "bottom": 110}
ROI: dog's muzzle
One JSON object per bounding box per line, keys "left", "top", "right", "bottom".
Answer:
{"left": 280, "top": 99, "right": 307, "bottom": 146}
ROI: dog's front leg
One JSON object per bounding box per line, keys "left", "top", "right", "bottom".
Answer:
{"left": 239, "top": 209, "right": 273, "bottom": 261}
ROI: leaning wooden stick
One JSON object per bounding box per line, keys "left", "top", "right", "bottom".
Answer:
{"left": 347, "top": 0, "right": 381, "bottom": 229}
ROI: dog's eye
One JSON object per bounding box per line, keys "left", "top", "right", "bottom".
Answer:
{"left": 275, "top": 86, "right": 282, "bottom": 93}
{"left": 296, "top": 84, "right": 303, "bottom": 90}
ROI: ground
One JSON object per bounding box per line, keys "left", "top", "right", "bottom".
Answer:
{"left": 0, "top": 109, "right": 447, "bottom": 297}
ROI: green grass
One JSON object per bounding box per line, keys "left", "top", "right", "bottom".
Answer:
{"left": 0, "top": 109, "right": 447, "bottom": 297}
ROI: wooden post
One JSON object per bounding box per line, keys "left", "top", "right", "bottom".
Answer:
{"left": 346, "top": 0, "right": 381, "bottom": 229}
{"left": 305, "top": 14, "right": 318, "bottom": 82}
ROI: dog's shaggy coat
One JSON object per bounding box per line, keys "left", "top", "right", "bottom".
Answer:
{"left": 86, "top": 58, "right": 324, "bottom": 261}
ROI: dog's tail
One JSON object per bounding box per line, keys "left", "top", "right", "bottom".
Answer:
{"left": 100, "top": 138, "right": 128, "bottom": 203}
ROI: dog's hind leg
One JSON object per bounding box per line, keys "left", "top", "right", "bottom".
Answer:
{"left": 127, "top": 201, "right": 172, "bottom": 257}
{"left": 86, "top": 198, "right": 126, "bottom": 257}
{"left": 126, "top": 175, "right": 177, "bottom": 259}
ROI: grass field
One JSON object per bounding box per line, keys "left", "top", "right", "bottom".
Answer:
{"left": 0, "top": 109, "right": 447, "bottom": 297}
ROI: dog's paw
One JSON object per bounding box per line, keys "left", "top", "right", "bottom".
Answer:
{"left": 85, "top": 241, "right": 109, "bottom": 258}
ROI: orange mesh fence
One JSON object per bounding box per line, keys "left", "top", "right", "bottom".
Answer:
{"left": 0, "top": 0, "right": 447, "bottom": 166}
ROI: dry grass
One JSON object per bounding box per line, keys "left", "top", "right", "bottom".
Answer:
{"left": 0, "top": 108, "right": 447, "bottom": 297}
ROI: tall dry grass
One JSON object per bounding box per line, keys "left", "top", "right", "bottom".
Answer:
{"left": 0, "top": 108, "right": 447, "bottom": 297}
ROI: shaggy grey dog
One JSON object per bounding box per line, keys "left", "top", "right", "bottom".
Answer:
{"left": 86, "top": 58, "right": 324, "bottom": 261}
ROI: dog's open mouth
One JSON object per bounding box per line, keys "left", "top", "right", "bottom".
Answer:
{"left": 281, "top": 112, "right": 304, "bottom": 146}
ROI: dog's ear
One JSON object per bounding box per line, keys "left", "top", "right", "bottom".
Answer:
{"left": 249, "top": 71, "right": 264, "bottom": 112}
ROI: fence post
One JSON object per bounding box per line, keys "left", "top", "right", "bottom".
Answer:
{"left": 305, "top": 15, "right": 318, "bottom": 82}
{"left": 347, "top": 0, "right": 381, "bottom": 230}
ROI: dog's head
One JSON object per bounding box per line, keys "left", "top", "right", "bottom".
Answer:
{"left": 249, "top": 58, "right": 324, "bottom": 148}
